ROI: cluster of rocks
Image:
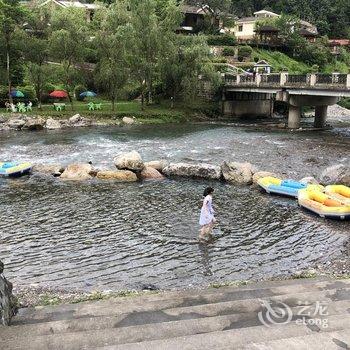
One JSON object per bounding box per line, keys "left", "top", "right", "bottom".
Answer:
{"left": 30, "top": 150, "right": 350, "bottom": 187}
{"left": 0, "top": 114, "right": 138, "bottom": 132}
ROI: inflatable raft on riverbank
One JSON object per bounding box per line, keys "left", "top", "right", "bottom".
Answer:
{"left": 298, "top": 188, "right": 350, "bottom": 220}
{"left": 0, "top": 162, "right": 32, "bottom": 177}
{"left": 325, "top": 185, "right": 350, "bottom": 205}
{"left": 257, "top": 176, "right": 323, "bottom": 198}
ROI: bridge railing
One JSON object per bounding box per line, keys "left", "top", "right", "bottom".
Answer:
{"left": 260, "top": 73, "right": 280, "bottom": 85}
{"left": 224, "top": 72, "right": 350, "bottom": 89}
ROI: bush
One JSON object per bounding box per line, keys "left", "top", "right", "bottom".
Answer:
{"left": 338, "top": 98, "right": 350, "bottom": 110}
{"left": 237, "top": 46, "right": 253, "bottom": 58}
{"left": 43, "top": 83, "right": 55, "bottom": 94}
{"left": 74, "top": 84, "right": 87, "bottom": 101}
{"left": 222, "top": 47, "right": 236, "bottom": 56}
{"left": 211, "top": 57, "right": 228, "bottom": 63}
{"left": 207, "top": 34, "right": 236, "bottom": 46}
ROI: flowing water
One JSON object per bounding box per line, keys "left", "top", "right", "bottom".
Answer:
{"left": 0, "top": 123, "right": 349, "bottom": 291}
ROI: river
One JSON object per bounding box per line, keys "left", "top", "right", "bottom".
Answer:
{"left": 0, "top": 123, "right": 349, "bottom": 291}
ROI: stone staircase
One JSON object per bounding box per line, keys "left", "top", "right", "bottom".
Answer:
{"left": 1, "top": 278, "right": 350, "bottom": 350}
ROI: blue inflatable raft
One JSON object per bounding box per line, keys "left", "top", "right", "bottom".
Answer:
{"left": 0, "top": 162, "right": 32, "bottom": 177}
{"left": 257, "top": 176, "right": 323, "bottom": 198}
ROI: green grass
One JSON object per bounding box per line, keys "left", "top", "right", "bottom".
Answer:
{"left": 0, "top": 99, "right": 217, "bottom": 123}
{"left": 252, "top": 49, "right": 311, "bottom": 73}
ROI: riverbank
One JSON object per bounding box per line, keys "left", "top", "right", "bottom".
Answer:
{"left": 12, "top": 267, "right": 350, "bottom": 308}
{"left": 0, "top": 100, "right": 220, "bottom": 130}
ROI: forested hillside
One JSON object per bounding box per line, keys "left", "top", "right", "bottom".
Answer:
{"left": 187, "top": 0, "right": 350, "bottom": 38}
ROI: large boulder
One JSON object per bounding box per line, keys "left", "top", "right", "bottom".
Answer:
{"left": 60, "top": 163, "right": 93, "bottom": 181}
{"left": 122, "top": 116, "right": 136, "bottom": 125}
{"left": 69, "top": 114, "right": 82, "bottom": 124}
{"left": 141, "top": 166, "right": 165, "bottom": 180}
{"left": 320, "top": 164, "right": 350, "bottom": 186}
{"left": 252, "top": 171, "right": 277, "bottom": 184}
{"left": 163, "top": 162, "right": 221, "bottom": 180}
{"left": 6, "top": 118, "right": 26, "bottom": 130}
{"left": 23, "top": 117, "right": 45, "bottom": 130}
{"left": 144, "top": 160, "right": 168, "bottom": 172}
{"left": 114, "top": 151, "right": 144, "bottom": 171}
{"left": 32, "top": 164, "right": 65, "bottom": 177}
{"left": 45, "top": 118, "right": 62, "bottom": 130}
{"left": 221, "top": 161, "right": 254, "bottom": 185}
{"left": 69, "top": 114, "right": 92, "bottom": 127}
{"left": 96, "top": 170, "right": 137, "bottom": 182}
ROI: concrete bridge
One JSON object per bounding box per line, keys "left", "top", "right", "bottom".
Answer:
{"left": 223, "top": 73, "right": 350, "bottom": 128}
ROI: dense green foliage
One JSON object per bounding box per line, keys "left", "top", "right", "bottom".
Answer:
{"left": 0, "top": 0, "right": 216, "bottom": 109}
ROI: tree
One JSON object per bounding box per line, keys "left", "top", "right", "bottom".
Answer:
{"left": 161, "top": 35, "right": 220, "bottom": 104}
{"left": 49, "top": 7, "right": 89, "bottom": 110}
{"left": 22, "top": 8, "right": 51, "bottom": 108}
{"left": 94, "top": 3, "right": 130, "bottom": 111}
{"left": 0, "top": 0, "right": 26, "bottom": 103}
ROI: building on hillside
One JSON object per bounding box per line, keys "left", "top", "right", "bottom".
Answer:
{"left": 178, "top": 4, "right": 232, "bottom": 34}
{"left": 231, "top": 10, "right": 279, "bottom": 41}
{"left": 328, "top": 39, "right": 350, "bottom": 55}
{"left": 178, "top": 5, "right": 211, "bottom": 33}
{"left": 230, "top": 9, "right": 318, "bottom": 44}
{"left": 38, "top": 0, "right": 100, "bottom": 22}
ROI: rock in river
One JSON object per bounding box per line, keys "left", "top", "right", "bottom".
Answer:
{"left": 114, "top": 151, "right": 144, "bottom": 171}
{"left": 23, "top": 117, "right": 45, "bottom": 130}
{"left": 96, "top": 170, "right": 138, "bottom": 182}
{"left": 163, "top": 162, "right": 221, "bottom": 180}
{"left": 122, "top": 116, "right": 136, "bottom": 125}
{"left": 141, "top": 167, "right": 165, "bottom": 180}
{"left": 6, "top": 118, "right": 26, "bottom": 130}
{"left": 144, "top": 160, "right": 168, "bottom": 172}
{"left": 320, "top": 164, "right": 350, "bottom": 186}
{"left": 69, "top": 114, "right": 92, "bottom": 127}
{"left": 60, "top": 163, "right": 93, "bottom": 181}
{"left": 221, "top": 161, "right": 254, "bottom": 185}
{"left": 45, "top": 118, "right": 62, "bottom": 130}
{"left": 32, "top": 164, "right": 65, "bottom": 177}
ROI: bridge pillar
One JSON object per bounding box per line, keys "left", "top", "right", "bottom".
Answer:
{"left": 288, "top": 105, "right": 301, "bottom": 129}
{"left": 314, "top": 105, "right": 327, "bottom": 128}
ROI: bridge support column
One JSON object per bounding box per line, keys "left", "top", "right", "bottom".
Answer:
{"left": 314, "top": 105, "right": 327, "bottom": 128}
{"left": 288, "top": 105, "right": 301, "bottom": 129}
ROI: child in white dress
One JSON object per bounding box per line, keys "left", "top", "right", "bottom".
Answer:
{"left": 199, "top": 187, "right": 216, "bottom": 241}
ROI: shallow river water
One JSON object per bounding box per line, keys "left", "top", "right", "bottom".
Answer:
{"left": 0, "top": 123, "right": 349, "bottom": 291}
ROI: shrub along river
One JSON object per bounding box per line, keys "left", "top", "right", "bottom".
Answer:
{"left": 0, "top": 123, "right": 349, "bottom": 291}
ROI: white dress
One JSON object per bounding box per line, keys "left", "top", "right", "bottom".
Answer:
{"left": 199, "top": 195, "right": 214, "bottom": 226}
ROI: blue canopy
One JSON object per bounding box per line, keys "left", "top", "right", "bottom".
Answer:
{"left": 80, "top": 91, "right": 97, "bottom": 98}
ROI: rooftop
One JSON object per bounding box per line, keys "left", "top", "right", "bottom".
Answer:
{"left": 39, "top": 0, "right": 100, "bottom": 10}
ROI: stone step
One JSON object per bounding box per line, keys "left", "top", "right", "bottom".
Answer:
{"left": 2, "top": 298, "right": 348, "bottom": 341}
{"left": 90, "top": 315, "right": 350, "bottom": 350}
{"left": 238, "top": 330, "right": 350, "bottom": 350}
{"left": 15, "top": 278, "right": 349, "bottom": 325}
{"left": 2, "top": 311, "right": 350, "bottom": 350}
{"left": 13, "top": 285, "right": 350, "bottom": 331}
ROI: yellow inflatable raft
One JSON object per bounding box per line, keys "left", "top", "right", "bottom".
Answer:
{"left": 325, "top": 185, "right": 350, "bottom": 205}
{"left": 298, "top": 188, "right": 350, "bottom": 220}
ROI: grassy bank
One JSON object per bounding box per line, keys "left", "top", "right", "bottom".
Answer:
{"left": 1, "top": 99, "right": 220, "bottom": 124}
